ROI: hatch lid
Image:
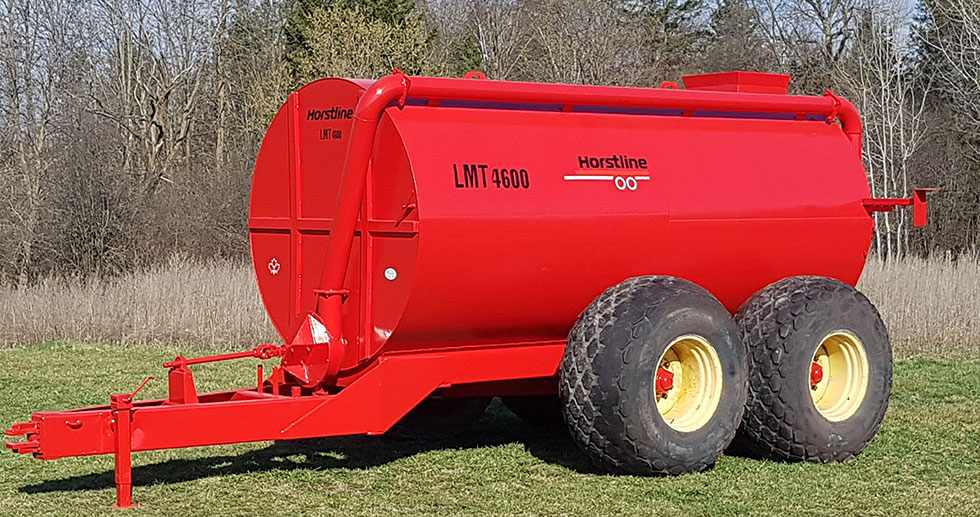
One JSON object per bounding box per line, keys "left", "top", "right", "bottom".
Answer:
{"left": 682, "top": 71, "right": 791, "bottom": 95}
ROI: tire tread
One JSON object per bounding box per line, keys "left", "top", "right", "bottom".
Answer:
{"left": 560, "top": 276, "right": 741, "bottom": 474}
{"left": 735, "top": 276, "right": 891, "bottom": 462}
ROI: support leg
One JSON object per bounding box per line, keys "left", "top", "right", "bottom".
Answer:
{"left": 110, "top": 394, "right": 137, "bottom": 509}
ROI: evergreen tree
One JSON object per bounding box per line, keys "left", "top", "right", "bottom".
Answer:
{"left": 704, "top": 0, "right": 771, "bottom": 72}
{"left": 622, "top": 0, "right": 710, "bottom": 77}
{"left": 284, "top": 0, "right": 431, "bottom": 81}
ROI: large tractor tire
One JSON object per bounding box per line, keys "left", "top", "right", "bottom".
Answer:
{"left": 387, "top": 396, "right": 491, "bottom": 440}
{"left": 560, "top": 276, "right": 748, "bottom": 475}
{"left": 502, "top": 395, "right": 565, "bottom": 427}
{"left": 734, "top": 276, "right": 891, "bottom": 462}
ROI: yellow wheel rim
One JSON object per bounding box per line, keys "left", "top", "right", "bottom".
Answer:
{"left": 810, "top": 330, "right": 869, "bottom": 422}
{"left": 655, "top": 335, "right": 724, "bottom": 433}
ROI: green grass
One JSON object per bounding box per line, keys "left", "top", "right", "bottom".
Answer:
{"left": 1, "top": 342, "right": 979, "bottom": 516}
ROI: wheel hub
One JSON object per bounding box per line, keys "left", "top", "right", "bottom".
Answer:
{"left": 810, "top": 362, "right": 824, "bottom": 388}
{"left": 810, "top": 330, "right": 870, "bottom": 422}
{"left": 655, "top": 335, "right": 724, "bottom": 433}
{"left": 656, "top": 367, "right": 674, "bottom": 396}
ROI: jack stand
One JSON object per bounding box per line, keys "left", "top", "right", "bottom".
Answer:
{"left": 109, "top": 376, "right": 152, "bottom": 509}
{"left": 110, "top": 392, "right": 136, "bottom": 508}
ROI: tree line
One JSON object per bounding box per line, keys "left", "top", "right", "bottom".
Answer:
{"left": 1, "top": 0, "right": 977, "bottom": 286}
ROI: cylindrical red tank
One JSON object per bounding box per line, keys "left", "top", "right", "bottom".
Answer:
{"left": 249, "top": 73, "right": 872, "bottom": 373}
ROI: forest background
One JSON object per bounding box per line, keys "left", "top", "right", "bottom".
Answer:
{"left": 1, "top": 0, "right": 978, "bottom": 352}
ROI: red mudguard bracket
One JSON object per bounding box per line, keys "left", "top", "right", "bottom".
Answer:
{"left": 863, "top": 188, "right": 939, "bottom": 227}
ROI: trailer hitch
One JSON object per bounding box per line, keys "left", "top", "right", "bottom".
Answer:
{"left": 4, "top": 421, "right": 40, "bottom": 455}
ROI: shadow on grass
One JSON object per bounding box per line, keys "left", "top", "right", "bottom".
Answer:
{"left": 19, "top": 400, "right": 597, "bottom": 495}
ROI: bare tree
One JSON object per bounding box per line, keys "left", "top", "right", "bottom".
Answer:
{"left": 473, "top": 0, "right": 533, "bottom": 80}
{"left": 751, "top": 0, "right": 861, "bottom": 91}
{"left": 523, "top": 0, "right": 647, "bottom": 85}
{"left": 916, "top": 0, "right": 980, "bottom": 254}
{"left": 221, "top": 0, "right": 292, "bottom": 141}
{"left": 86, "top": 0, "right": 225, "bottom": 203}
{"left": 923, "top": 0, "right": 980, "bottom": 139}
{"left": 753, "top": 0, "right": 858, "bottom": 58}
{"left": 0, "top": 0, "right": 84, "bottom": 285}
{"left": 839, "top": 4, "right": 930, "bottom": 259}
{"left": 214, "top": 0, "right": 232, "bottom": 169}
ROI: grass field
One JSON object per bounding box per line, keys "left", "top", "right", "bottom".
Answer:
{"left": 1, "top": 342, "right": 978, "bottom": 516}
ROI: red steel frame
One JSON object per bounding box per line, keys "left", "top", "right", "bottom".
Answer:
{"left": 5, "top": 71, "right": 934, "bottom": 508}
{"left": 7, "top": 342, "right": 566, "bottom": 507}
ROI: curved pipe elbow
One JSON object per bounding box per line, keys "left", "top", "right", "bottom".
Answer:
{"left": 834, "top": 95, "right": 863, "bottom": 156}
{"left": 353, "top": 73, "right": 410, "bottom": 122}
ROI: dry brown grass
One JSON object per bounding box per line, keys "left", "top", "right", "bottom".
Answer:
{"left": 0, "top": 255, "right": 977, "bottom": 357}
{"left": 858, "top": 254, "right": 980, "bottom": 358}
{"left": 0, "top": 255, "right": 279, "bottom": 349}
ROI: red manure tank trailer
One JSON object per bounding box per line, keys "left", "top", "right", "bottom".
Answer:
{"left": 6, "top": 70, "right": 936, "bottom": 507}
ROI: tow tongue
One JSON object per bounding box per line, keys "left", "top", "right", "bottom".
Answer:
{"left": 281, "top": 313, "right": 342, "bottom": 387}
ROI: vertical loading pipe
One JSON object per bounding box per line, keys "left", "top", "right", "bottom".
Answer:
{"left": 312, "top": 73, "right": 864, "bottom": 379}
{"left": 314, "top": 73, "right": 410, "bottom": 344}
